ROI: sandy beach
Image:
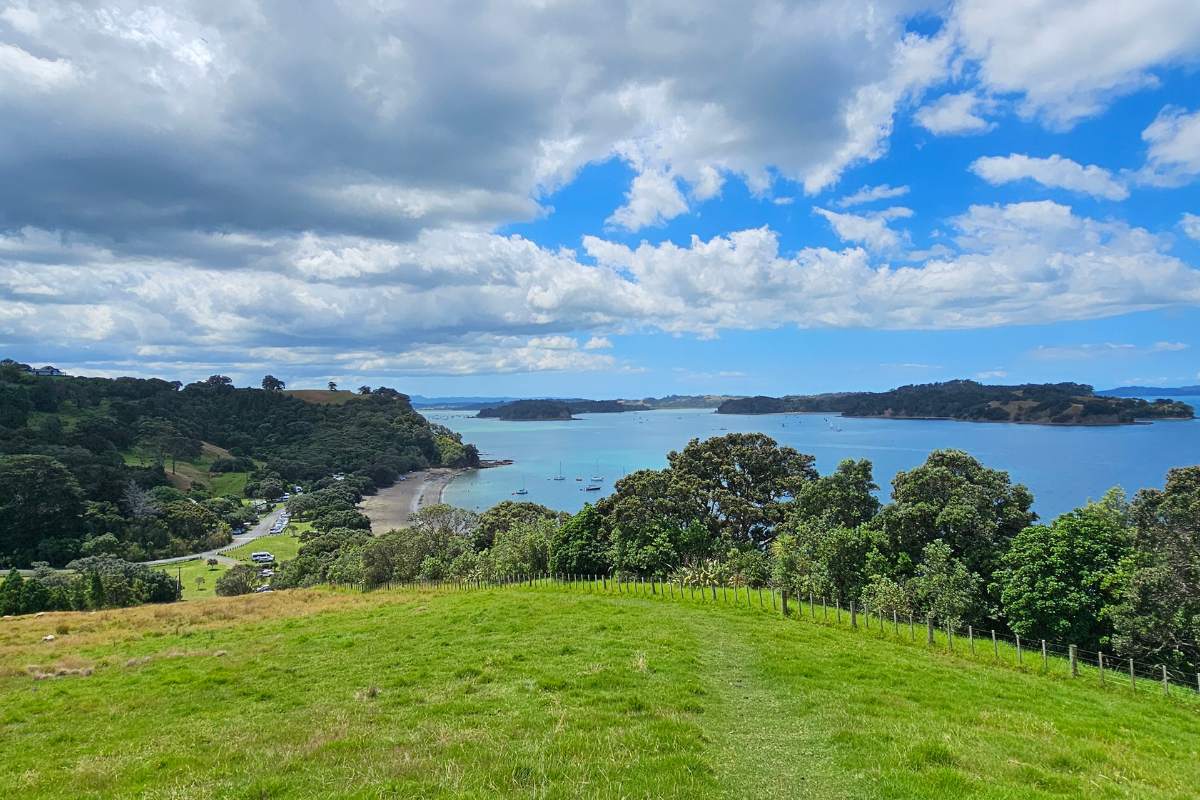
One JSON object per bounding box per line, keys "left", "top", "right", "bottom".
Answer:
{"left": 358, "top": 468, "right": 462, "bottom": 532}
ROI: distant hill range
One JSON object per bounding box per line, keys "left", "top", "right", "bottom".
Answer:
{"left": 1097, "top": 385, "right": 1200, "bottom": 398}
{"left": 716, "top": 380, "right": 1194, "bottom": 425}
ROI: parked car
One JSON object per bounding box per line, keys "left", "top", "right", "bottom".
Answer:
{"left": 250, "top": 552, "right": 274, "bottom": 564}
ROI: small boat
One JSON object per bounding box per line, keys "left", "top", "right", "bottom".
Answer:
{"left": 575, "top": 476, "right": 583, "bottom": 481}
{"left": 552, "top": 461, "right": 565, "bottom": 481}
{"left": 513, "top": 478, "right": 529, "bottom": 496}
{"left": 583, "top": 483, "right": 601, "bottom": 491}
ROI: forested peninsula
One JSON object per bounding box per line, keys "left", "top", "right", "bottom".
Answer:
{"left": 477, "top": 399, "right": 575, "bottom": 420}
{"left": 717, "top": 380, "right": 1194, "bottom": 425}
{"left": 0, "top": 362, "right": 477, "bottom": 569}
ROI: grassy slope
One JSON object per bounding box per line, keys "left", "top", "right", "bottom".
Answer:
{"left": 2, "top": 587, "right": 1198, "bottom": 799}
{"left": 285, "top": 389, "right": 359, "bottom": 405}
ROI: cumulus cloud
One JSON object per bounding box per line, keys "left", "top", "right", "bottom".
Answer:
{"left": 1137, "top": 106, "right": 1200, "bottom": 187}
{"left": 1182, "top": 213, "right": 1200, "bottom": 241}
{"left": 836, "top": 184, "right": 910, "bottom": 208}
{"left": 814, "top": 206, "right": 913, "bottom": 252}
{"left": 970, "top": 154, "right": 1129, "bottom": 200}
{"left": 975, "top": 369, "right": 1008, "bottom": 380}
{"left": 4, "top": 199, "right": 1200, "bottom": 377}
{"left": 583, "top": 336, "right": 613, "bottom": 350}
{"left": 607, "top": 168, "right": 690, "bottom": 231}
{"left": 952, "top": 0, "right": 1200, "bottom": 127}
{"left": 914, "top": 92, "right": 994, "bottom": 135}
{"left": 0, "top": 0, "right": 955, "bottom": 242}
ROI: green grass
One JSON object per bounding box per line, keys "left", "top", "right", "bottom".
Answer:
{"left": 223, "top": 533, "right": 301, "bottom": 564}
{"left": 2, "top": 585, "right": 1198, "bottom": 798}
{"left": 156, "top": 558, "right": 227, "bottom": 600}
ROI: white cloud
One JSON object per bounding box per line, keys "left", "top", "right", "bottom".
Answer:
{"left": 1182, "top": 213, "right": 1200, "bottom": 241}
{"left": 970, "top": 154, "right": 1129, "bottom": 200}
{"left": 953, "top": 0, "right": 1200, "bottom": 127}
{"left": 836, "top": 184, "right": 910, "bottom": 208}
{"left": 583, "top": 336, "right": 613, "bottom": 350}
{"left": 1137, "top": 106, "right": 1200, "bottom": 187}
{"left": 0, "top": 43, "right": 76, "bottom": 92}
{"left": 606, "top": 168, "right": 690, "bottom": 231}
{"left": 814, "top": 206, "right": 913, "bottom": 252}
{"left": 1031, "top": 341, "right": 1189, "bottom": 360}
{"left": 975, "top": 369, "right": 1008, "bottom": 380}
{"left": 914, "top": 92, "right": 993, "bottom": 135}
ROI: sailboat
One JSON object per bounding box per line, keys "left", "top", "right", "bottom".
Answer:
{"left": 551, "top": 461, "right": 565, "bottom": 481}
{"left": 590, "top": 459, "right": 603, "bottom": 482}
{"left": 513, "top": 477, "right": 529, "bottom": 496}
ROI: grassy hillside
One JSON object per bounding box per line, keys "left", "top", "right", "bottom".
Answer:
{"left": 284, "top": 389, "right": 360, "bottom": 405}
{"left": 2, "top": 586, "right": 1198, "bottom": 798}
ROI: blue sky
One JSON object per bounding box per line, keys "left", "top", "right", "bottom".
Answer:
{"left": 1, "top": 1, "right": 1199, "bottom": 397}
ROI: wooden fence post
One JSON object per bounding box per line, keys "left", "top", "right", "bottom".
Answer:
{"left": 893, "top": 610, "right": 899, "bottom": 636}
{"left": 1069, "top": 645, "right": 1077, "bottom": 677}
{"left": 781, "top": 589, "right": 790, "bottom": 617}
{"left": 809, "top": 592, "right": 814, "bottom": 618}
{"left": 850, "top": 601, "right": 857, "bottom": 628}
{"left": 968, "top": 625, "right": 974, "bottom": 654}
{"left": 926, "top": 615, "right": 934, "bottom": 645}
{"left": 1162, "top": 665, "right": 1169, "bottom": 696}
{"left": 1130, "top": 658, "right": 1136, "bottom": 690}
{"left": 1099, "top": 652, "right": 1105, "bottom": 683}
{"left": 836, "top": 599, "right": 841, "bottom": 624}
{"left": 1016, "top": 635, "right": 1022, "bottom": 665}
{"left": 947, "top": 621, "right": 953, "bottom": 652}
{"left": 1041, "top": 640, "right": 1048, "bottom": 671}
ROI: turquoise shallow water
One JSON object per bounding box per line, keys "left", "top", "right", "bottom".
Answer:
{"left": 430, "top": 408, "right": 1200, "bottom": 520}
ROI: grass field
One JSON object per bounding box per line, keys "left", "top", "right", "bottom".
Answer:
{"left": 2, "top": 585, "right": 1198, "bottom": 799}
{"left": 284, "top": 389, "right": 359, "bottom": 405}
{"left": 121, "top": 441, "right": 252, "bottom": 496}
{"left": 162, "top": 558, "right": 228, "bottom": 600}
{"left": 224, "top": 533, "right": 301, "bottom": 564}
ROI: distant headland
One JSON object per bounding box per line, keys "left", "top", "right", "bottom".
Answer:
{"left": 715, "top": 380, "right": 1194, "bottom": 425}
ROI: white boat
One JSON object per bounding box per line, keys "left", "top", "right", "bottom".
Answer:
{"left": 552, "top": 461, "right": 565, "bottom": 481}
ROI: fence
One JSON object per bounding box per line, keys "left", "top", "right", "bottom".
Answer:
{"left": 359, "top": 572, "right": 1200, "bottom": 706}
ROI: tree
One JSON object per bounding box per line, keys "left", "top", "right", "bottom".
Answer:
{"left": 997, "top": 489, "right": 1131, "bottom": 647}
{"left": 215, "top": 564, "right": 258, "bottom": 596}
{"left": 771, "top": 520, "right": 871, "bottom": 601}
{"left": 328, "top": 381, "right": 338, "bottom": 391}
{"left": 790, "top": 458, "right": 880, "bottom": 528}
{"left": 665, "top": 433, "right": 818, "bottom": 546}
{"left": 262, "top": 375, "right": 285, "bottom": 392}
{"left": 1109, "top": 467, "right": 1200, "bottom": 671}
{"left": 206, "top": 558, "right": 219, "bottom": 570}
{"left": 0, "top": 455, "right": 86, "bottom": 567}
{"left": 195, "top": 576, "right": 206, "bottom": 593}
{"left": 0, "top": 569, "right": 25, "bottom": 615}
{"left": 549, "top": 504, "right": 611, "bottom": 575}
{"left": 358, "top": 385, "right": 372, "bottom": 395}
{"left": 478, "top": 501, "right": 563, "bottom": 550}
{"left": 911, "top": 540, "right": 980, "bottom": 626}
{"left": 872, "top": 449, "right": 1034, "bottom": 609}
{"left": 122, "top": 481, "right": 157, "bottom": 519}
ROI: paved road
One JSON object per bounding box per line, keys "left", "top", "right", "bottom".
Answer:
{"left": 143, "top": 505, "right": 286, "bottom": 567}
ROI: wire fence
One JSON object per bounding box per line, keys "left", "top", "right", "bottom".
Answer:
{"left": 357, "top": 572, "right": 1200, "bottom": 707}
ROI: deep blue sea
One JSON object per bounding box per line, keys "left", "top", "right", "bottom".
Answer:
{"left": 430, "top": 408, "right": 1200, "bottom": 521}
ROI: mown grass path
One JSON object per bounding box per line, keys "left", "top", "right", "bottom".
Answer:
{"left": 1, "top": 587, "right": 1197, "bottom": 798}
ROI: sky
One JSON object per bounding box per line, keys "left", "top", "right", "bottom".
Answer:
{"left": 1, "top": 0, "right": 1199, "bottom": 397}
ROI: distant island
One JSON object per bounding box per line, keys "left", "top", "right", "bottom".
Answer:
{"left": 716, "top": 380, "right": 1194, "bottom": 425}
{"left": 1098, "top": 385, "right": 1200, "bottom": 398}
{"left": 477, "top": 399, "right": 576, "bottom": 420}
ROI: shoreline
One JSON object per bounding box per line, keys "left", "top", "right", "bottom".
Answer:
{"left": 359, "top": 468, "right": 462, "bottom": 533}
{"left": 358, "top": 462, "right": 508, "bottom": 532}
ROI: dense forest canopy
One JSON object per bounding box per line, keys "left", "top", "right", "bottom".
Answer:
{"left": 718, "top": 380, "right": 1194, "bottom": 424}
{"left": 0, "top": 362, "right": 477, "bottom": 567}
